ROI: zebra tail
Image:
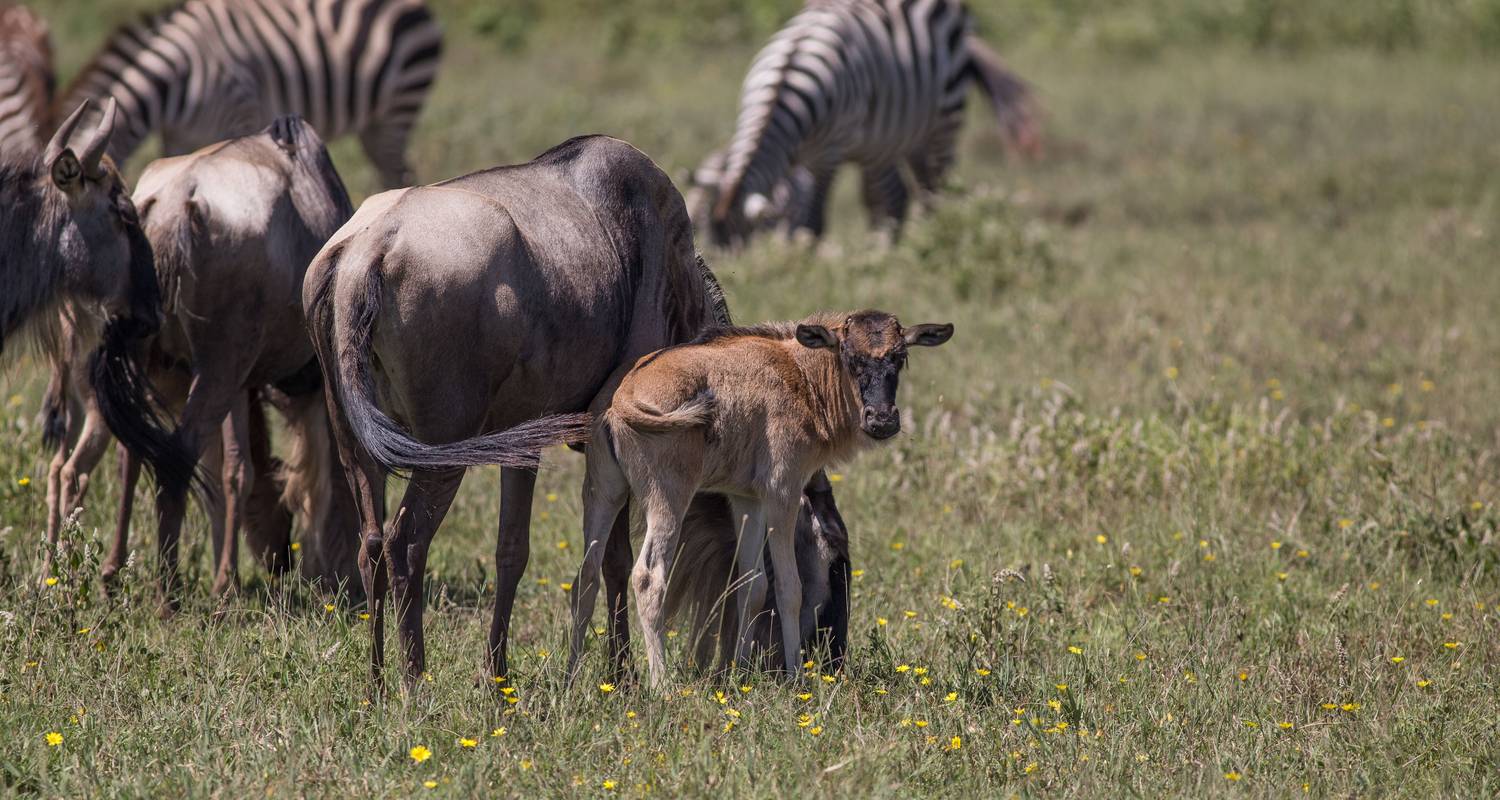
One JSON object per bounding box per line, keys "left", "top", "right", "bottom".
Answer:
{"left": 965, "top": 35, "right": 1042, "bottom": 158}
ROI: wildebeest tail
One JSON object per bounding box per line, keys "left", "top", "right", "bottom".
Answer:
{"left": 316, "top": 244, "right": 589, "bottom": 473}
{"left": 605, "top": 391, "right": 715, "bottom": 434}
{"left": 966, "top": 35, "right": 1041, "bottom": 157}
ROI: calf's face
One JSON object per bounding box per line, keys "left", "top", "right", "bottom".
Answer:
{"left": 796, "top": 311, "right": 954, "bottom": 440}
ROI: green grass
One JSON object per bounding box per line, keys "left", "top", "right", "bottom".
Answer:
{"left": 4, "top": 2, "right": 1500, "bottom": 796}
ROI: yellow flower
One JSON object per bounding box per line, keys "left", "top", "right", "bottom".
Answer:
{"left": 556, "top": 540, "right": 569, "bottom": 550}
{"left": 1381, "top": 417, "right": 1395, "bottom": 428}
{"left": 1417, "top": 679, "right": 1431, "bottom": 688}
{"left": 1321, "top": 703, "right": 1337, "bottom": 710}
{"left": 560, "top": 582, "right": 573, "bottom": 592}
{"left": 1426, "top": 598, "right": 1439, "bottom": 607}
{"left": 359, "top": 613, "right": 371, "bottom": 621}
{"left": 44, "top": 577, "right": 58, "bottom": 587}
{"left": 536, "top": 577, "right": 550, "bottom": 585}
{"left": 290, "top": 542, "right": 301, "bottom": 551}
{"left": 1068, "top": 645, "right": 1083, "bottom": 655}
{"left": 546, "top": 492, "right": 559, "bottom": 503}
{"left": 18, "top": 476, "right": 31, "bottom": 487}
{"left": 409, "top": 745, "right": 432, "bottom": 763}
{"left": 1225, "top": 771, "right": 1242, "bottom": 781}
{"left": 45, "top": 732, "right": 63, "bottom": 747}
{"left": 519, "top": 759, "right": 533, "bottom": 771}
{"left": 797, "top": 692, "right": 812, "bottom": 701}
{"left": 1340, "top": 703, "right": 1361, "bottom": 712}
{"left": 459, "top": 738, "right": 477, "bottom": 748}
{"left": 797, "top": 714, "right": 813, "bottom": 728}
{"left": 821, "top": 674, "right": 835, "bottom": 684}
{"left": 828, "top": 473, "right": 843, "bottom": 482}
{"left": 740, "top": 684, "right": 752, "bottom": 694}
{"left": 1390, "top": 656, "right": 1405, "bottom": 664}
{"left": 598, "top": 683, "right": 615, "bottom": 694}
{"left": 976, "top": 668, "right": 991, "bottom": 676}
{"left": 1470, "top": 500, "right": 1483, "bottom": 511}
{"left": 1270, "top": 541, "right": 1282, "bottom": 550}
{"left": 943, "top": 692, "right": 958, "bottom": 702}
{"left": 1095, "top": 534, "right": 1108, "bottom": 544}
{"left": 1420, "top": 379, "right": 1435, "bottom": 392}
{"left": 913, "top": 666, "right": 928, "bottom": 675}
{"left": 1278, "top": 721, "right": 1294, "bottom": 729}
{"left": 946, "top": 735, "right": 962, "bottom": 751}
{"left": 1135, "top": 652, "right": 1148, "bottom": 661}
{"left": 602, "top": 780, "right": 616, "bottom": 790}
{"left": 851, "top": 569, "right": 865, "bottom": 578}
{"left": 1024, "top": 762, "right": 1038, "bottom": 774}
{"left": 423, "top": 780, "right": 438, "bottom": 789}
{"left": 1237, "top": 671, "right": 1248, "bottom": 681}
{"left": 1276, "top": 572, "right": 1289, "bottom": 581}
{"left": 1441, "top": 612, "right": 1452, "bottom": 620}
{"left": 1055, "top": 683, "right": 1069, "bottom": 692}
{"left": 1444, "top": 641, "right": 1460, "bottom": 649}
{"left": 876, "top": 617, "right": 889, "bottom": 626}
{"left": 919, "top": 676, "right": 932, "bottom": 686}
{"left": 890, "top": 541, "right": 905, "bottom": 551}
{"left": 914, "top": 720, "right": 929, "bottom": 728}
{"left": 808, "top": 726, "right": 823, "bottom": 736}
{"left": 1337, "top": 519, "right": 1353, "bottom": 530}
{"left": 1158, "top": 596, "right": 1171, "bottom": 604}
{"left": 1295, "top": 549, "right": 1309, "bottom": 558}
{"left": 491, "top": 727, "right": 506, "bottom": 737}
{"left": 904, "top": 610, "right": 918, "bottom": 619}
{"left": 1128, "top": 565, "right": 1142, "bottom": 577}
{"left": 1165, "top": 366, "right": 1179, "bottom": 380}
{"left": 895, "top": 664, "right": 910, "bottom": 673}
{"left": 324, "top": 604, "right": 336, "bottom": 613}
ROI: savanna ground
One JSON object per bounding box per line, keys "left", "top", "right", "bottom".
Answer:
{"left": 3, "top": 1, "right": 1500, "bottom": 796}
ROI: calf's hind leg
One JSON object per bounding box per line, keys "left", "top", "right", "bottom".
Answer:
{"left": 567, "top": 447, "right": 629, "bottom": 681}
{"left": 633, "top": 483, "right": 695, "bottom": 690}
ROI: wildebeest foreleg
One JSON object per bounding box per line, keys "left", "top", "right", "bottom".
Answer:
{"left": 766, "top": 498, "right": 805, "bottom": 677}
{"left": 390, "top": 467, "right": 463, "bottom": 688}
{"left": 101, "top": 446, "right": 141, "bottom": 588}
{"left": 41, "top": 406, "right": 111, "bottom": 584}
{"left": 211, "top": 395, "right": 254, "bottom": 596}
{"left": 321, "top": 386, "right": 388, "bottom": 691}
{"left": 729, "top": 497, "right": 769, "bottom": 669}
{"left": 487, "top": 466, "right": 536, "bottom": 685}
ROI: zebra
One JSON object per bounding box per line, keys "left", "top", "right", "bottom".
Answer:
{"left": 0, "top": 3, "right": 53, "bottom": 157}
{"left": 56, "top": 0, "right": 442, "bottom": 188}
{"left": 695, "top": 0, "right": 1038, "bottom": 246}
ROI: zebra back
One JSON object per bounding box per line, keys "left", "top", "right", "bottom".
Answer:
{"left": 56, "top": 0, "right": 441, "bottom": 186}
{"left": 0, "top": 3, "right": 54, "bottom": 159}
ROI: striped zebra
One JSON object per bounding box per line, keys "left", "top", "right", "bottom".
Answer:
{"left": 695, "top": 0, "right": 1038, "bottom": 246}
{"left": 57, "top": 0, "right": 441, "bottom": 187}
{"left": 0, "top": 3, "right": 54, "bottom": 157}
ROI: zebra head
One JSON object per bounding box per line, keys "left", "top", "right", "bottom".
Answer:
{"left": 687, "top": 147, "right": 815, "bottom": 248}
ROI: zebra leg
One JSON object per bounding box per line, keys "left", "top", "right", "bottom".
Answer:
{"left": 909, "top": 110, "right": 965, "bottom": 210}
{"left": 860, "top": 163, "right": 911, "bottom": 243}
{"left": 358, "top": 119, "right": 417, "bottom": 189}
{"left": 789, "top": 161, "right": 841, "bottom": 241}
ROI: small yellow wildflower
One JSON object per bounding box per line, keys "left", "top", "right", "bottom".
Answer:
{"left": 1128, "top": 565, "right": 1142, "bottom": 577}
{"left": 913, "top": 666, "right": 928, "bottom": 676}
{"left": 1417, "top": 679, "right": 1431, "bottom": 688}
{"left": 1444, "top": 641, "right": 1460, "bottom": 649}
{"left": 1278, "top": 721, "right": 1294, "bottom": 729}
{"left": 1068, "top": 645, "right": 1083, "bottom": 655}
{"left": 520, "top": 759, "right": 533, "bottom": 771}
{"left": 599, "top": 683, "right": 615, "bottom": 694}
{"left": 1055, "top": 683, "right": 1069, "bottom": 692}
{"left": 290, "top": 542, "right": 300, "bottom": 552}
{"left": 423, "top": 780, "right": 438, "bottom": 789}
{"left": 1337, "top": 519, "right": 1353, "bottom": 530}
{"left": 556, "top": 540, "right": 569, "bottom": 550}
{"left": 1158, "top": 596, "right": 1171, "bottom": 604}
{"left": 914, "top": 720, "right": 929, "bottom": 728}
{"left": 1224, "top": 771, "right": 1242, "bottom": 782}
{"left": 949, "top": 558, "right": 963, "bottom": 569}
{"left": 1135, "top": 652, "right": 1147, "bottom": 661}
{"left": 1270, "top": 541, "right": 1282, "bottom": 550}
{"left": 44, "top": 577, "right": 58, "bottom": 587}
{"left": 1295, "top": 550, "right": 1309, "bottom": 558}
{"left": 1426, "top": 598, "right": 1439, "bottom": 607}
{"left": 1095, "top": 534, "right": 1108, "bottom": 544}
{"left": 904, "top": 610, "right": 918, "bottom": 619}
{"left": 946, "top": 736, "right": 962, "bottom": 751}
{"left": 851, "top": 569, "right": 865, "bottom": 578}
{"left": 808, "top": 726, "right": 823, "bottom": 736}
{"left": 409, "top": 745, "right": 432, "bottom": 763}
{"left": 944, "top": 692, "right": 958, "bottom": 702}
{"left": 560, "top": 582, "right": 573, "bottom": 592}
{"left": 876, "top": 617, "right": 888, "bottom": 626}
{"left": 359, "top": 613, "right": 371, "bottom": 620}
{"left": 459, "top": 738, "right": 477, "bottom": 749}
{"left": 1391, "top": 656, "right": 1405, "bottom": 664}
{"left": 491, "top": 727, "right": 506, "bottom": 737}
{"left": 828, "top": 473, "right": 843, "bottom": 482}
{"left": 1276, "top": 572, "right": 1289, "bottom": 581}
{"left": 602, "top": 780, "right": 616, "bottom": 790}
{"left": 890, "top": 542, "right": 905, "bottom": 551}
{"left": 45, "top": 732, "right": 62, "bottom": 747}
{"left": 18, "top": 477, "right": 31, "bottom": 487}
{"left": 976, "top": 667, "right": 991, "bottom": 676}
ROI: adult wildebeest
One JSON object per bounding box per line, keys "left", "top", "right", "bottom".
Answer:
{"left": 696, "top": 0, "right": 1037, "bottom": 246}
{"left": 101, "top": 115, "right": 359, "bottom": 611}
{"left": 0, "top": 100, "right": 184, "bottom": 494}
{"left": 306, "top": 135, "right": 773, "bottom": 692}
{"left": 575, "top": 310, "right": 951, "bottom": 687}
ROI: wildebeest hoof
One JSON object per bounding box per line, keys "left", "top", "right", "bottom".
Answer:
{"left": 156, "top": 597, "right": 180, "bottom": 620}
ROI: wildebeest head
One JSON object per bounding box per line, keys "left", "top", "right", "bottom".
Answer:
{"left": 0, "top": 98, "right": 159, "bottom": 354}
{"left": 796, "top": 310, "right": 954, "bottom": 440}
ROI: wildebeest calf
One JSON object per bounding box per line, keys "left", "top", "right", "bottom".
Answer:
{"left": 573, "top": 310, "right": 952, "bottom": 686}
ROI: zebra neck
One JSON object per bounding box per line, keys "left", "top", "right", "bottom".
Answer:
{"left": 55, "top": 4, "right": 206, "bottom": 163}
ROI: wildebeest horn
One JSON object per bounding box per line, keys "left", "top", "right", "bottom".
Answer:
{"left": 43, "top": 99, "right": 91, "bottom": 164}
{"left": 77, "top": 98, "right": 117, "bottom": 177}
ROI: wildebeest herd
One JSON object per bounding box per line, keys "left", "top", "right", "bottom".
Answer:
{"left": 0, "top": 0, "right": 1035, "bottom": 692}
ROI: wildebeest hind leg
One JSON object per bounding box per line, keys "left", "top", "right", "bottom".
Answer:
{"left": 487, "top": 467, "right": 536, "bottom": 685}
{"left": 211, "top": 395, "right": 254, "bottom": 597}
{"left": 389, "top": 467, "right": 464, "bottom": 689}
{"left": 41, "top": 406, "right": 111, "bottom": 584}
{"left": 602, "top": 511, "right": 635, "bottom": 682}
{"left": 101, "top": 446, "right": 142, "bottom": 589}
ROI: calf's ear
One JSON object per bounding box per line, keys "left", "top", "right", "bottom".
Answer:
{"left": 796, "top": 324, "right": 839, "bottom": 350}
{"left": 904, "top": 323, "right": 954, "bottom": 347}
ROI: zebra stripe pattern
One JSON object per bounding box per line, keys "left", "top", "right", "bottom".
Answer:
{"left": 60, "top": 0, "right": 441, "bottom": 187}
{"left": 707, "top": 0, "right": 1031, "bottom": 245}
{"left": 0, "top": 4, "right": 54, "bottom": 158}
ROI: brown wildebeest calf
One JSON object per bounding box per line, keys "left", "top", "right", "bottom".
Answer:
{"left": 575, "top": 310, "right": 952, "bottom": 686}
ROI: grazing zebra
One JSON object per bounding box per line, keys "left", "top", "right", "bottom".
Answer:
{"left": 697, "top": 0, "right": 1038, "bottom": 246}
{"left": 0, "top": 3, "right": 53, "bottom": 157}
{"left": 57, "top": 0, "right": 442, "bottom": 187}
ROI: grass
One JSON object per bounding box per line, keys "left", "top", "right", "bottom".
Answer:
{"left": 4, "top": 2, "right": 1500, "bottom": 796}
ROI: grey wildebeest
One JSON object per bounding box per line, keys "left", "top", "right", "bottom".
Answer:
{"left": 104, "top": 115, "right": 358, "bottom": 611}
{"left": 574, "top": 310, "right": 952, "bottom": 687}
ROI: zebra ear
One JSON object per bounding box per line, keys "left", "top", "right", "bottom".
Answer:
{"left": 744, "top": 193, "right": 771, "bottom": 222}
